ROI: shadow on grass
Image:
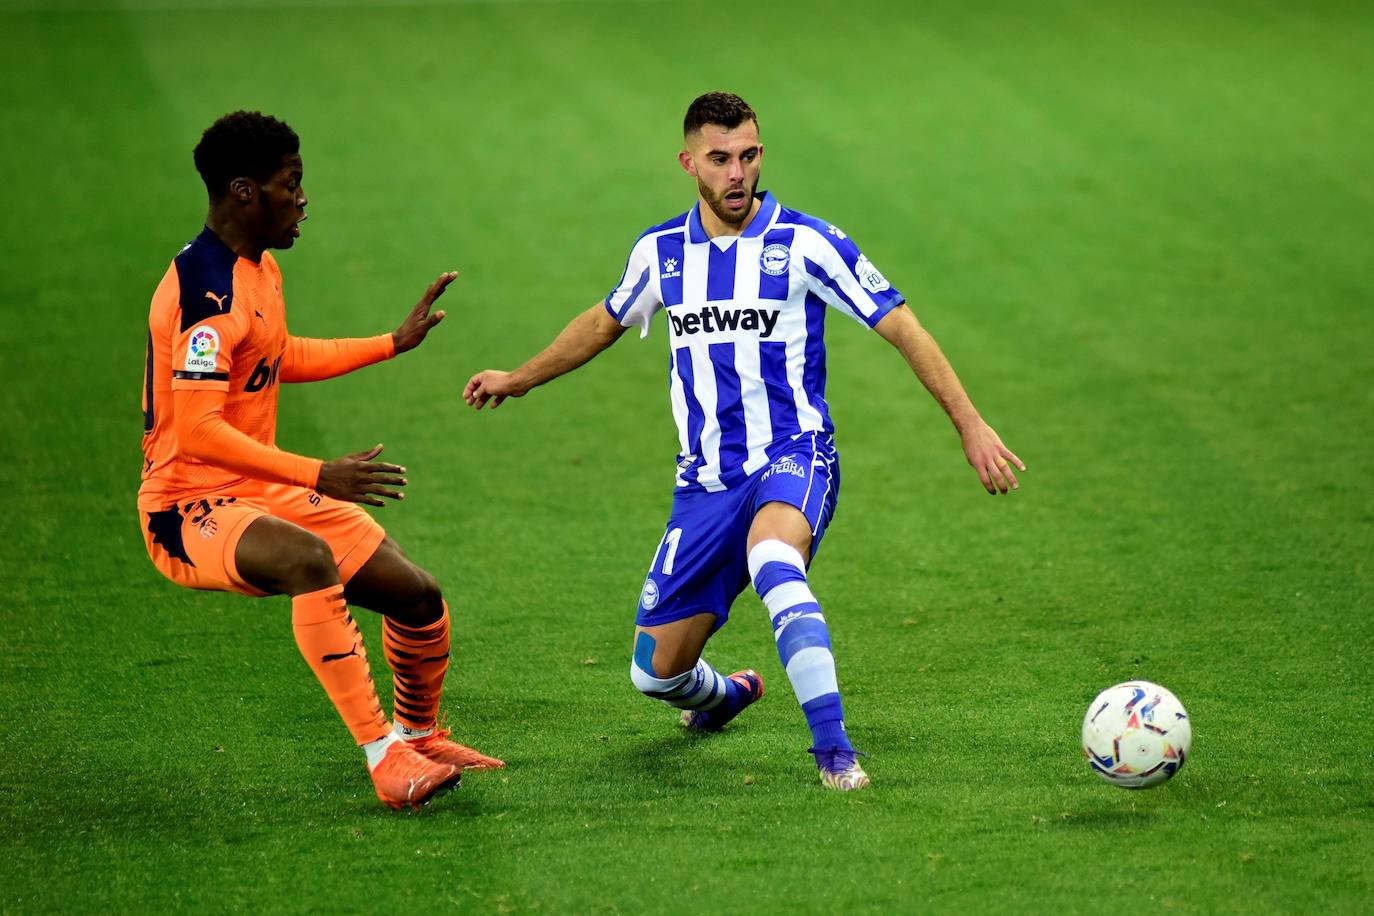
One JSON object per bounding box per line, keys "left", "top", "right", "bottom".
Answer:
{"left": 590, "top": 729, "right": 779, "bottom": 794}
{"left": 0, "top": 749, "right": 504, "bottom": 845}
{"left": 352, "top": 787, "right": 497, "bottom": 821}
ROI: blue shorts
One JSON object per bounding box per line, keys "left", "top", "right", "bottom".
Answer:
{"left": 635, "top": 432, "right": 840, "bottom": 632}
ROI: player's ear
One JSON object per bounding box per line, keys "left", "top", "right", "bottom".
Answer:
{"left": 228, "top": 177, "right": 254, "bottom": 204}
{"left": 678, "top": 149, "right": 696, "bottom": 177}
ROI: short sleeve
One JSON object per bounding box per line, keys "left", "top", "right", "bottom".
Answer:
{"left": 604, "top": 234, "right": 663, "bottom": 339}
{"left": 799, "top": 223, "right": 905, "bottom": 328}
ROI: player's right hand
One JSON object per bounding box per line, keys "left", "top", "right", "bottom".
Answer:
{"left": 463, "top": 370, "right": 523, "bottom": 410}
{"left": 316, "top": 444, "right": 406, "bottom": 507}
{"left": 959, "top": 420, "right": 1024, "bottom": 495}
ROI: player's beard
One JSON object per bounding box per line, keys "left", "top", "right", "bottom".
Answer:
{"left": 698, "top": 174, "right": 757, "bottom": 227}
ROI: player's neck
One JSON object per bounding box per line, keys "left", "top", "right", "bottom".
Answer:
{"left": 698, "top": 196, "right": 760, "bottom": 239}
{"left": 204, "top": 211, "right": 266, "bottom": 263}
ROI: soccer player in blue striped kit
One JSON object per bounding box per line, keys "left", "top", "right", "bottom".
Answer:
{"left": 464, "top": 92, "right": 1024, "bottom": 790}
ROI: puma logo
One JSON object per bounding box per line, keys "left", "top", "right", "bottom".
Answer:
{"left": 254, "top": 309, "right": 266, "bottom": 322}
{"left": 204, "top": 291, "right": 229, "bottom": 310}
{"left": 321, "top": 647, "right": 360, "bottom": 663}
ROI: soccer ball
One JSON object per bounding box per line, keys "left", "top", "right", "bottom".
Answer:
{"left": 1081, "top": 681, "right": 1191, "bottom": 789}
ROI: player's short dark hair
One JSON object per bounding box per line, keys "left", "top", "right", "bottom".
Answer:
{"left": 684, "top": 92, "right": 758, "bottom": 136}
{"left": 193, "top": 111, "right": 300, "bottom": 199}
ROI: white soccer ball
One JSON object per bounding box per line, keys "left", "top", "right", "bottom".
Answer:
{"left": 1081, "top": 681, "right": 1191, "bottom": 789}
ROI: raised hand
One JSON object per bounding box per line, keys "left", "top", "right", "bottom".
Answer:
{"left": 317, "top": 444, "right": 407, "bottom": 507}
{"left": 463, "top": 370, "right": 524, "bottom": 410}
{"left": 392, "top": 271, "right": 457, "bottom": 354}
{"left": 960, "top": 419, "right": 1025, "bottom": 495}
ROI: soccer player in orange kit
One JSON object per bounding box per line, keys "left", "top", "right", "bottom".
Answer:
{"left": 139, "top": 110, "right": 501, "bottom": 810}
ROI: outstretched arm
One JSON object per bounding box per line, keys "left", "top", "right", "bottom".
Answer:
{"left": 173, "top": 388, "right": 412, "bottom": 506}
{"left": 874, "top": 304, "right": 1025, "bottom": 494}
{"left": 280, "top": 272, "right": 456, "bottom": 383}
{"left": 464, "top": 301, "right": 627, "bottom": 409}
{"left": 279, "top": 334, "right": 393, "bottom": 383}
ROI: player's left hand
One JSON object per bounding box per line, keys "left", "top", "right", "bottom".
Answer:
{"left": 960, "top": 419, "right": 1025, "bottom": 495}
{"left": 392, "top": 271, "right": 457, "bottom": 354}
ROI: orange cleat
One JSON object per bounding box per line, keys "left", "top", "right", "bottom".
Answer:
{"left": 406, "top": 727, "right": 506, "bottom": 770}
{"left": 370, "top": 740, "right": 462, "bottom": 810}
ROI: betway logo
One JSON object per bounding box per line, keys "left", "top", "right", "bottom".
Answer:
{"left": 668, "top": 306, "right": 780, "bottom": 338}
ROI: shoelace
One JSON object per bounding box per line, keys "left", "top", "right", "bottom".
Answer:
{"left": 407, "top": 709, "right": 451, "bottom": 745}
{"left": 424, "top": 726, "right": 454, "bottom": 744}
{"left": 807, "top": 745, "right": 867, "bottom": 772}
{"left": 729, "top": 673, "right": 761, "bottom": 697}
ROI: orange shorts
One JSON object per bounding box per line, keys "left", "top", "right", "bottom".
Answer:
{"left": 140, "top": 481, "right": 386, "bottom": 597}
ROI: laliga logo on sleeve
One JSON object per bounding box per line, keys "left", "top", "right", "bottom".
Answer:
{"left": 185, "top": 326, "right": 220, "bottom": 372}
{"left": 855, "top": 255, "right": 890, "bottom": 294}
{"left": 760, "top": 243, "right": 791, "bottom": 276}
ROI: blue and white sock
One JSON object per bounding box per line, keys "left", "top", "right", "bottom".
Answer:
{"left": 629, "top": 633, "right": 749, "bottom": 714}
{"left": 749, "top": 539, "right": 853, "bottom": 759}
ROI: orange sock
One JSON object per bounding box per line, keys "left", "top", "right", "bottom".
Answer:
{"left": 292, "top": 585, "right": 390, "bottom": 745}
{"left": 383, "top": 601, "right": 451, "bottom": 731}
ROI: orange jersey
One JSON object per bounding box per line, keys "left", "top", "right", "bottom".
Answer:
{"left": 139, "top": 227, "right": 393, "bottom": 512}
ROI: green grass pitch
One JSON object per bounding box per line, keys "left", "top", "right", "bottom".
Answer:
{"left": 2, "top": 0, "right": 1371, "bottom": 911}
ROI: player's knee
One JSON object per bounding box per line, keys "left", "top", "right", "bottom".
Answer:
{"left": 286, "top": 534, "right": 338, "bottom": 593}
{"left": 411, "top": 568, "right": 444, "bottom": 626}
{"left": 630, "top": 632, "right": 694, "bottom": 696}
{"left": 654, "top": 649, "right": 695, "bottom": 680}
{"left": 388, "top": 565, "right": 444, "bottom": 628}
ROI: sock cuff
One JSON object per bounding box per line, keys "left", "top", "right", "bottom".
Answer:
{"left": 384, "top": 616, "right": 445, "bottom": 642}
{"left": 383, "top": 602, "right": 449, "bottom": 642}
{"left": 630, "top": 659, "right": 726, "bottom": 710}
{"left": 291, "top": 585, "right": 347, "bottom": 626}
{"left": 629, "top": 658, "right": 691, "bottom": 693}
{"left": 748, "top": 539, "right": 806, "bottom": 581}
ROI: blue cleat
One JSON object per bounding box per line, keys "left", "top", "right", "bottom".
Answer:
{"left": 680, "top": 669, "right": 764, "bottom": 732}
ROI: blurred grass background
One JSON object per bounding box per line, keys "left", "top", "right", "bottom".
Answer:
{"left": 1, "top": 0, "right": 1370, "bottom": 911}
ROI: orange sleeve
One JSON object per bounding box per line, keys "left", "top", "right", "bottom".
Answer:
{"left": 173, "top": 387, "right": 324, "bottom": 488}
{"left": 172, "top": 305, "right": 249, "bottom": 391}
{"left": 279, "top": 334, "right": 395, "bottom": 383}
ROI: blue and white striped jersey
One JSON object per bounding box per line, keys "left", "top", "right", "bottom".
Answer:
{"left": 605, "top": 191, "right": 905, "bottom": 492}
